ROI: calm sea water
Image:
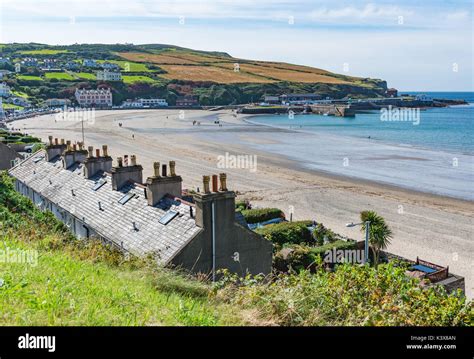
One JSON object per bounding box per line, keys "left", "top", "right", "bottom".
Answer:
{"left": 250, "top": 92, "right": 474, "bottom": 155}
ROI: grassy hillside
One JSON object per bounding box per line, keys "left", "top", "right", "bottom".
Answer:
{"left": 0, "top": 171, "right": 471, "bottom": 326}
{"left": 0, "top": 43, "right": 387, "bottom": 107}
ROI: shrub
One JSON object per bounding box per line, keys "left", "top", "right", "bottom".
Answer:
{"left": 255, "top": 220, "right": 312, "bottom": 246}
{"left": 274, "top": 240, "right": 356, "bottom": 272}
{"left": 235, "top": 200, "right": 250, "bottom": 212}
{"left": 241, "top": 207, "right": 283, "bottom": 224}
{"left": 216, "top": 263, "right": 472, "bottom": 326}
{"left": 312, "top": 223, "right": 337, "bottom": 245}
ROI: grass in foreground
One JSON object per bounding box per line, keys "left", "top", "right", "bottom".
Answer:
{"left": 0, "top": 172, "right": 242, "bottom": 326}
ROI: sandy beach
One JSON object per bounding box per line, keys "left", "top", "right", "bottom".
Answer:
{"left": 9, "top": 109, "right": 474, "bottom": 298}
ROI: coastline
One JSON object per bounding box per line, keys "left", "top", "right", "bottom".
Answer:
{"left": 8, "top": 109, "right": 474, "bottom": 298}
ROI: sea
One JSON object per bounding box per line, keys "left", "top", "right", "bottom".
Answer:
{"left": 250, "top": 92, "right": 474, "bottom": 155}
{"left": 244, "top": 92, "right": 474, "bottom": 200}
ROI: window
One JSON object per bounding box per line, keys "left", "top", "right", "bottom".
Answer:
{"left": 92, "top": 179, "right": 107, "bottom": 191}
{"left": 159, "top": 210, "right": 178, "bottom": 225}
{"left": 118, "top": 193, "right": 135, "bottom": 205}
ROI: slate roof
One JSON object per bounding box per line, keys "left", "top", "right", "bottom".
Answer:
{"left": 8, "top": 150, "right": 202, "bottom": 264}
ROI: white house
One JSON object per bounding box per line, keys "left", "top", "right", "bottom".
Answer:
{"left": 0, "top": 83, "right": 11, "bottom": 97}
{"left": 122, "top": 98, "right": 168, "bottom": 108}
{"left": 83, "top": 59, "right": 99, "bottom": 68}
{"left": 101, "top": 62, "right": 120, "bottom": 71}
{"left": 96, "top": 69, "right": 122, "bottom": 82}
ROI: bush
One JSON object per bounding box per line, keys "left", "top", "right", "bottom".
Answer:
{"left": 255, "top": 220, "right": 312, "bottom": 246}
{"left": 235, "top": 200, "right": 250, "bottom": 212}
{"left": 19, "top": 136, "right": 41, "bottom": 143}
{"left": 216, "top": 263, "right": 472, "bottom": 326}
{"left": 241, "top": 208, "right": 283, "bottom": 224}
{"left": 312, "top": 223, "right": 337, "bottom": 245}
{"left": 274, "top": 240, "right": 356, "bottom": 272}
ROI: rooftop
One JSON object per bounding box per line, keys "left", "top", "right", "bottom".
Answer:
{"left": 9, "top": 150, "right": 202, "bottom": 264}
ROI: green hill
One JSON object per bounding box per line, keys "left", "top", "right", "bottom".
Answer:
{"left": 0, "top": 43, "right": 387, "bottom": 107}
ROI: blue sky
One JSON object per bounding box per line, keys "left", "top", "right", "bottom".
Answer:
{"left": 0, "top": 0, "right": 472, "bottom": 91}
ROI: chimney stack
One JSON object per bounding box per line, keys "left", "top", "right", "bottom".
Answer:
{"left": 202, "top": 175, "right": 210, "bottom": 194}
{"left": 153, "top": 162, "right": 160, "bottom": 177}
{"left": 83, "top": 144, "right": 113, "bottom": 179}
{"left": 219, "top": 173, "right": 228, "bottom": 191}
{"left": 111, "top": 155, "right": 143, "bottom": 190}
{"left": 170, "top": 161, "right": 176, "bottom": 176}
{"left": 212, "top": 175, "right": 218, "bottom": 192}
{"left": 46, "top": 136, "right": 67, "bottom": 162}
{"left": 61, "top": 139, "right": 88, "bottom": 169}
{"left": 193, "top": 172, "right": 236, "bottom": 241}
{"left": 145, "top": 160, "right": 182, "bottom": 206}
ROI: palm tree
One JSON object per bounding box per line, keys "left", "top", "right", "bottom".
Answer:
{"left": 360, "top": 210, "right": 393, "bottom": 268}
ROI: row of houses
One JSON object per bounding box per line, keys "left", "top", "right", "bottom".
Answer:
{"left": 8, "top": 139, "right": 273, "bottom": 276}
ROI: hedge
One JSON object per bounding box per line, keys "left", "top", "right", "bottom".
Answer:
{"left": 241, "top": 208, "right": 283, "bottom": 224}
{"left": 255, "top": 220, "right": 313, "bottom": 246}
{"left": 274, "top": 240, "right": 357, "bottom": 272}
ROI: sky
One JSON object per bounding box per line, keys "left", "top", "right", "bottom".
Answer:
{"left": 0, "top": 0, "right": 472, "bottom": 91}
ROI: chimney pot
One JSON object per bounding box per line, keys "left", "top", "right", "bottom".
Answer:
{"left": 219, "top": 173, "right": 228, "bottom": 191}
{"left": 162, "top": 164, "right": 167, "bottom": 177}
{"left": 153, "top": 162, "right": 160, "bottom": 177}
{"left": 48, "top": 136, "right": 53, "bottom": 145}
{"left": 102, "top": 145, "right": 108, "bottom": 157}
{"left": 203, "top": 175, "right": 210, "bottom": 194}
{"left": 60, "top": 138, "right": 65, "bottom": 145}
{"left": 87, "top": 146, "right": 94, "bottom": 158}
{"left": 212, "top": 174, "right": 218, "bottom": 192}
{"left": 124, "top": 155, "right": 129, "bottom": 166}
{"left": 131, "top": 155, "right": 137, "bottom": 166}
{"left": 66, "top": 140, "right": 71, "bottom": 151}
{"left": 54, "top": 138, "right": 59, "bottom": 145}
{"left": 169, "top": 161, "right": 176, "bottom": 176}
{"left": 117, "top": 157, "right": 123, "bottom": 167}
{"left": 78, "top": 142, "right": 84, "bottom": 150}
{"left": 73, "top": 144, "right": 77, "bottom": 151}
{"left": 95, "top": 149, "right": 100, "bottom": 157}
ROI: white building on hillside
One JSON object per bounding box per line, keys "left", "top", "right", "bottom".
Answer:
{"left": 122, "top": 98, "right": 168, "bottom": 108}
{"left": 83, "top": 59, "right": 99, "bottom": 68}
{"left": 0, "top": 83, "right": 11, "bottom": 97}
{"left": 96, "top": 69, "right": 122, "bottom": 82}
{"left": 75, "top": 88, "right": 113, "bottom": 107}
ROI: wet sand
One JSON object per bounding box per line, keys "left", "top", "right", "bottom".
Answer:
{"left": 10, "top": 109, "right": 474, "bottom": 298}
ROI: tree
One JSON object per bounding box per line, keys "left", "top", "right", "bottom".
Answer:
{"left": 360, "top": 210, "right": 393, "bottom": 268}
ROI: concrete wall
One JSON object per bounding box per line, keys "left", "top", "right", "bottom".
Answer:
{"left": 171, "top": 191, "right": 273, "bottom": 276}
